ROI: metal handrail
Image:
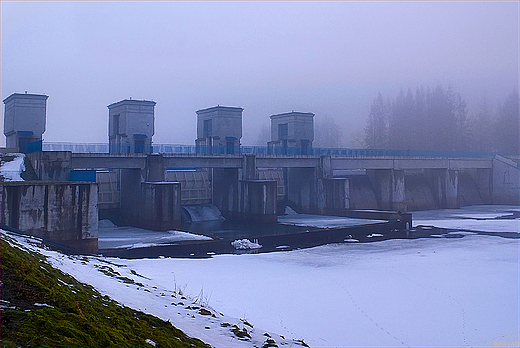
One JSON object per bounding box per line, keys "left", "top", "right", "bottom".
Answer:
{"left": 39, "top": 142, "right": 499, "bottom": 158}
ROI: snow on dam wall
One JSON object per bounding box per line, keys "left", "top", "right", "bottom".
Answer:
{"left": 1, "top": 182, "right": 98, "bottom": 253}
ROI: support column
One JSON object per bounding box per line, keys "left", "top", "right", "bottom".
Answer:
{"left": 212, "top": 168, "right": 239, "bottom": 218}
{"left": 393, "top": 170, "right": 406, "bottom": 212}
{"left": 476, "top": 168, "right": 492, "bottom": 204}
{"left": 368, "top": 169, "right": 406, "bottom": 211}
{"left": 286, "top": 167, "right": 316, "bottom": 213}
{"left": 238, "top": 180, "right": 277, "bottom": 223}
{"left": 243, "top": 154, "right": 257, "bottom": 180}
{"left": 446, "top": 169, "right": 459, "bottom": 208}
{"left": 120, "top": 168, "right": 142, "bottom": 226}
{"left": 139, "top": 182, "right": 182, "bottom": 230}
{"left": 319, "top": 178, "right": 350, "bottom": 214}
{"left": 428, "top": 169, "right": 459, "bottom": 209}
{"left": 146, "top": 154, "right": 165, "bottom": 182}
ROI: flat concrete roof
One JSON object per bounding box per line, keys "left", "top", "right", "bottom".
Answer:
{"left": 196, "top": 105, "right": 243, "bottom": 114}
{"left": 3, "top": 93, "right": 49, "bottom": 104}
{"left": 107, "top": 99, "right": 156, "bottom": 109}
{"left": 270, "top": 111, "right": 314, "bottom": 119}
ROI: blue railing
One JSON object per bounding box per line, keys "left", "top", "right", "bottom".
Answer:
{"left": 40, "top": 142, "right": 498, "bottom": 158}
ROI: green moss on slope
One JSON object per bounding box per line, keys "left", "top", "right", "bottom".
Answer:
{"left": 0, "top": 238, "right": 209, "bottom": 348}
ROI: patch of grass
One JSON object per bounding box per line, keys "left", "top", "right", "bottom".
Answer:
{"left": 0, "top": 238, "right": 209, "bottom": 348}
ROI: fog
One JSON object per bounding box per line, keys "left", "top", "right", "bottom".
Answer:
{"left": 1, "top": 1, "right": 518, "bottom": 147}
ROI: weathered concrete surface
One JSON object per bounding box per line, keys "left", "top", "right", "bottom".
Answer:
{"left": 238, "top": 180, "right": 277, "bottom": 223}
{"left": 24, "top": 152, "right": 518, "bottom": 218}
{"left": 492, "top": 156, "right": 520, "bottom": 204}
{"left": 348, "top": 176, "right": 378, "bottom": 210}
{"left": 318, "top": 178, "right": 350, "bottom": 215}
{"left": 27, "top": 151, "right": 72, "bottom": 181}
{"left": 286, "top": 167, "right": 317, "bottom": 214}
{"left": 1, "top": 182, "right": 98, "bottom": 253}
{"left": 139, "top": 182, "right": 182, "bottom": 230}
{"left": 117, "top": 169, "right": 182, "bottom": 230}
{"left": 367, "top": 169, "right": 407, "bottom": 212}
{"left": 404, "top": 171, "right": 436, "bottom": 211}
{"left": 146, "top": 154, "right": 166, "bottom": 182}
{"left": 212, "top": 168, "right": 239, "bottom": 219}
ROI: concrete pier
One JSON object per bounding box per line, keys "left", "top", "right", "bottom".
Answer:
{"left": 212, "top": 168, "right": 239, "bottom": 218}
{"left": 368, "top": 169, "right": 407, "bottom": 212}
{"left": 139, "top": 182, "right": 182, "bottom": 230}
{"left": 319, "top": 178, "right": 350, "bottom": 215}
{"left": 492, "top": 156, "right": 520, "bottom": 204}
{"left": 118, "top": 168, "right": 182, "bottom": 230}
{"left": 427, "top": 169, "right": 459, "bottom": 209}
{"left": 1, "top": 182, "right": 98, "bottom": 253}
{"left": 238, "top": 180, "right": 277, "bottom": 223}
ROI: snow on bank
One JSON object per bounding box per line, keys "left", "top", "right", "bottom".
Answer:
{"left": 0, "top": 153, "right": 25, "bottom": 181}
{"left": 1, "top": 230, "right": 306, "bottom": 348}
{"left": 3, "top": 227, "right": 518, "bottom": 347}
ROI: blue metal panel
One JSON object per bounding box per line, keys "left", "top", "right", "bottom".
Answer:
{"left": 17, "top": 131, "right": 34, "bottom": 135}
{"left": 26, "top": 140, "right": 42, "bottom": 153}
{"left": 70, "top": 169, "right": 97, "bottom": 182}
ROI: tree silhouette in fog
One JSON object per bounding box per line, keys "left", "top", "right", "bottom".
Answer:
{"left": 365, "top": 86, "right": 519, "bottom": 155}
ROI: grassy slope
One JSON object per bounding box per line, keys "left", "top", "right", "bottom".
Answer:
{"left": 0, "top": 237, "right": 209, "bottom": 348}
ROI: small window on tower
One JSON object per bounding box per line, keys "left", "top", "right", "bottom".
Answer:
{"left": 114, "top": 115, "right": 120, "bottom": 135}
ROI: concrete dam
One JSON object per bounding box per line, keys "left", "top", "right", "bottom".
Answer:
{"left": 2, "top": 93, "right": 519, "bottom": 254}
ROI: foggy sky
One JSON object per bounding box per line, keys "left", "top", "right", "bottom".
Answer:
{"left": 1, "top": 1, "right": 518, "bottom": 147}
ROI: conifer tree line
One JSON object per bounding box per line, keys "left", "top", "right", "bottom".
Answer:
{"left": 364, "top": 85, "right": 519, "bottom": 155}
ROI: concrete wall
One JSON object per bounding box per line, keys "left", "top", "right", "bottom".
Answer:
{"left": 366, "top": 169, "right": 407, "bottom": 211}
{"left": 286, "top": 167, "right": 317, "bottom": 213}
{"left": 27, "top": 151, "right": 72, "bottom": 181}
{"left": 1, "top": 182, "right": 98, "bottom": 253}
{"left": 238, "top": 180, "right": 277, "bottom": 223}
{"left": 212, "top": 168, "right": 239, "bottom": 218}
{"left": 118, "top": 168, "right": 182, "bottom": 230}
{"left": 139, "top": 182, "right": 182, "bottom": 230}
{"left": 318, "top": 178, "right": 350, "bottom": 215}
{"left": 458, "top": 169, "right": 493, "bottom": 206}
{"left": 493, "top": 157, "right": 520, "bottom": 204}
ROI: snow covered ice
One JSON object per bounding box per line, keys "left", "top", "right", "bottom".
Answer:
{"left": 2, "top": 205, "right": 519, "bottom": 347}
{"left": 0, "top": 153, "right": 25, "bottom": 181}
{"left": 98, "top": 219, "right": 212, "bottom": 249}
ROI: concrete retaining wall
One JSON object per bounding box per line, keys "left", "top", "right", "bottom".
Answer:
{"left": 238, "top": 180, "right": 277, "bottom": 223}
{"left": 493, "top": 157, "right": 520, "bottom": 204}
{"left": 139, "top": 182, "right": 182, "bottom": 230}
{"left": 1, "top": 182, "right": 98, "bottom": 253}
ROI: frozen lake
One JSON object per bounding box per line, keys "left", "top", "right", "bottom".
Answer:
{"left": 98, "top": 208, "right": 387, "bottom": 250}
{"left": 4, "top": 205, "right": 519, "bottom": 347}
